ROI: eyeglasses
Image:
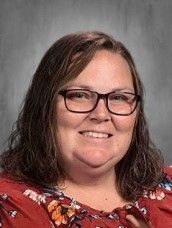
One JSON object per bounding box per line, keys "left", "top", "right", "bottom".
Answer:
{"left": 58, "top": 89, "right": 140, "bottom": 116}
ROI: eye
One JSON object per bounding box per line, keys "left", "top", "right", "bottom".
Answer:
{"left": 109, "top": 93, "right": 129, "bottom": 102}
{"left": 66, "top": 90, "right": 91, "bottom": 101}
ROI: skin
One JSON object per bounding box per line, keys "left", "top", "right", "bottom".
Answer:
{"left": 56, "top": 50, "right": 136, "bottom": 177}
{"left": 55, "top": 50, "right": 147, "bottom": 227}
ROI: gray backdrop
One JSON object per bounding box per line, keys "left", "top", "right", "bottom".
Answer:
{"left": 0, "top": 0, "right": 172, "bottom": 163}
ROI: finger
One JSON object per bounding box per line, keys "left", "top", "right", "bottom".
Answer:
{"left": 126, "top": 214, "right": 149, "bottom": 228}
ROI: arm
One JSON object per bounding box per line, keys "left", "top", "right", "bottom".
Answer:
{"left": 0, "top": 176, "right": 53, "bottom": 228}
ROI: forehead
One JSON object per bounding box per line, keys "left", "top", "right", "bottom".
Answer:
{"left": 65, "top": 50, "right": 134, "bottom": 92}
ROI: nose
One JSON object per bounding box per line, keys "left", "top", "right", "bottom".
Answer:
{"left": 88, "top": 98, "right": 111, "bottom": 122}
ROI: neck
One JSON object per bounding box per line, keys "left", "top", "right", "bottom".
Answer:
{"left": 57, "top": 168, "right": 128, "bottom": 211}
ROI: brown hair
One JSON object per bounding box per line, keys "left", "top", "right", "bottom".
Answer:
{"left": 0, "top": 31, "right": 163, "bottom": 201}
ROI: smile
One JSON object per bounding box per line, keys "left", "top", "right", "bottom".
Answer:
{"left": 79, "top": 131, "right": 112, "bottom": 138}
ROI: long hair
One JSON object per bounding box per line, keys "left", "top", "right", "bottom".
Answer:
{"left": 0, "top": 31, "right": 163, "bottom": 201}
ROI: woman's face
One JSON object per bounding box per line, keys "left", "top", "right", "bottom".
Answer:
{"left": 55, "top": 50, "right": 137, "bottom": 176}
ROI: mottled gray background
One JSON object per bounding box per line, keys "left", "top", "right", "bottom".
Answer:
{"left": 0, "top": 0, "right": 172, "bottom": 163}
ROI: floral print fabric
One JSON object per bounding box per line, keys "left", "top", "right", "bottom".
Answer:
{"left": 0, "top": 166, "right": 172, "bottom": 228}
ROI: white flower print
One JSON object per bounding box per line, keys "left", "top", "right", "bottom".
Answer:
{"left": 23, "top": 189, "right": 46, "bottom": 204}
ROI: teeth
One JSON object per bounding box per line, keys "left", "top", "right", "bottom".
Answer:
{"left": 82, "top": 131, "right": 109, "bottom": 138}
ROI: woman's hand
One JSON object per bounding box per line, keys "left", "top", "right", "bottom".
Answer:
{"left": 126, "top": 214, "right": 150, "bottom": 228}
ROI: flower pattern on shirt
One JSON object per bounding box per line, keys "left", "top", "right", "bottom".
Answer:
{"left": 0, "top": 193, "right": 18, "bottom": 226}
{"left": 143, "top": 188, "right": 165, "bottom": 200}
{"left": 23, "top": 189, "right": 46, "bottom": 204}
{"left": 159, "top": 176, "right": 172, "bottom": 191}
{"left": 143, "top": 172, "right": 172, "bottom": 201}
{"left": 48, "top": 200, "right": 75, "bottom": 225}
{"left": 0, "top": 168, "right": 172, "bottom": 227}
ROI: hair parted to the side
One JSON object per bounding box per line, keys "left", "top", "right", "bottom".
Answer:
{"left": 0, "top": 31, "right": 163, "bottom": 201}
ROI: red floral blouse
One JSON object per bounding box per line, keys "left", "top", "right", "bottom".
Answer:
{"left": 0, "top": 167, "right": 172, "bottom": 228}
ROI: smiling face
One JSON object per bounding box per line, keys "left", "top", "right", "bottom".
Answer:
{"left": 55, "top": 50, "right": 137, "bottom": 177}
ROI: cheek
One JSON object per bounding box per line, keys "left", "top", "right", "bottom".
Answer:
{"left": 111, "top": 114, "right": 137, "bottom": 158}
{"left": 55, "top": 106, "right": 86, "bottom": 134}
{"left": 112, "top": 114, "right": 136, "bottom": 133}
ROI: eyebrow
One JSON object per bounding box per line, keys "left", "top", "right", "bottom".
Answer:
{"left": 63, "top": 84, "right": 134, "bottom": 93}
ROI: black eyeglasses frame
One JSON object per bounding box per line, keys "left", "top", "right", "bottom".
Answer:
{"left": 58, "top": 89, "right": 141, "bottom": 116}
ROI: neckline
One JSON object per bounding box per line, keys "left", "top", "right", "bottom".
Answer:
{"left": 42, "top": 185, "right": 136, "bottom": 214}
{"left": 41, "top": 185, "right": 150, "bottom": 226}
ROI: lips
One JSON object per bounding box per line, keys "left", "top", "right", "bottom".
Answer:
{"left": 79, "top": 131, "right": 113, "bottom": 138}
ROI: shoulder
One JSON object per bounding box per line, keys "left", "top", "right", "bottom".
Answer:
{"left": 138, "top": 166, "right": 172, "bottom": 227}
{"left": 0, "top": 173, "right": 46, "bottom": 204}
{"left": 0, "top": 174, "right": 53, "bottom": 227}
{"left": 163, "top": 165, "right": 172, "bottom": 181}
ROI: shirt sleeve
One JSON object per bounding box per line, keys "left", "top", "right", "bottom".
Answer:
{"left": 0, "top": 175, "right": 53, "bottom": 228}
{"left": 143, "top": 166, "right": 172, "bottom": 228}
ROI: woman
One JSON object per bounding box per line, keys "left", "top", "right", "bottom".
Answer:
{"left": 0, "top": 31, "right": 171, "bottom": 227}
